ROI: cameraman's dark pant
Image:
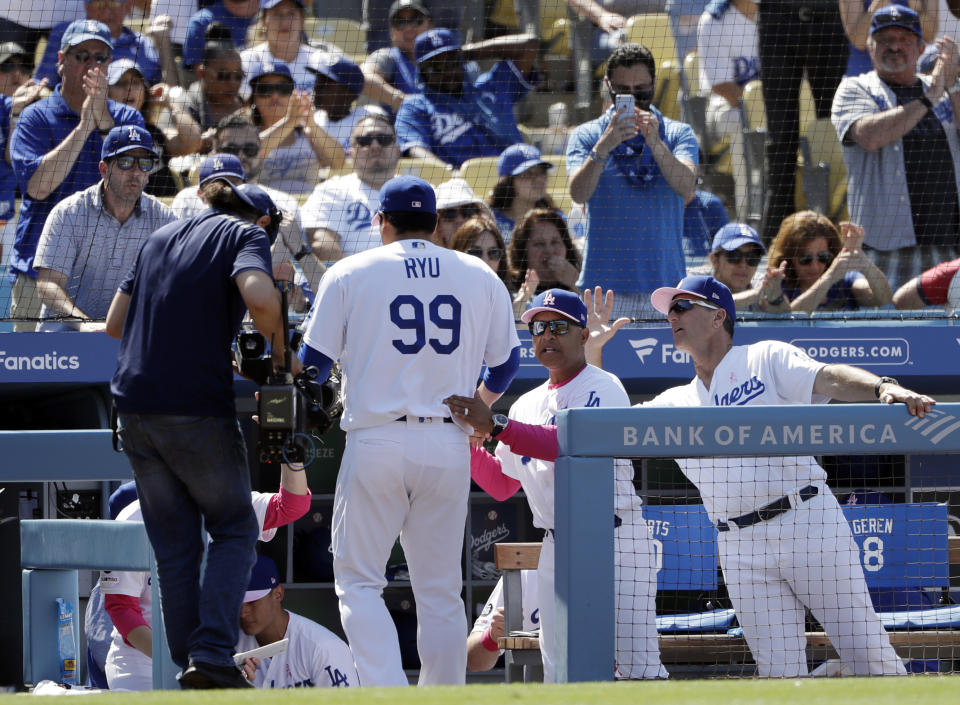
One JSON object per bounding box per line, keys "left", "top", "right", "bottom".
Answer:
{"left": 758, "top": 0, "right": 849, "bottom": 243}
{"left": 117, "top": 413, "right": 259, "bottom": 670}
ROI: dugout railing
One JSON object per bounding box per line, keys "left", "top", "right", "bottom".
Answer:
{"left": 553, "top": 403, "right": 960, "bottom": 683}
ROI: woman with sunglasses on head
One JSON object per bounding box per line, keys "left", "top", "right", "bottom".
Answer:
{"left": 248, "top": 61, "right": 344, "bottom": 195}
{"left": 179, "top": 24, "right": 246, "bottom": 151}
{"left": 106, "top": 59, "right": 201, "bottom": 197}
{"left": 768, "top": 210, "right": 892, "bottom": 313}
{"left": 489, "top": 143, "right": 559, "bottom": 244}
{"left": 699, "top": 222, "right": 790, "bottom": 313}
{"left": 509, "top": 208, "right": 582, "bottom": 296}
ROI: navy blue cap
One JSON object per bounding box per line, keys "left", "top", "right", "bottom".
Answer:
{"left": 243, "top": 555, "right": 280, "bottom": 603}
{"left": 711, "top": 222, "right": 765, "bottom": 254}
{"left": 61, "top": 19, "right": 113, "bottom": 52}
{"left": 651, "top": 275, "right": 736, "bottom": 330}
{"left": 106, "top": 58, "right": 145, "bottom": 87}
{"left": 871, "top": 4, "right": 921, "bottom": 38}
{"left": 415, "top": 28, "right": 460, "bottom": 64}
{"left": 307, "top": 53, "right": 365, "bottom": 97}
{"left": 498, "top": 143, "right": 554, "bottom": 178}
{"left": 378, "top": 175, "right": 437, "bottom": 214}
{"left": 101, "top": 125, "right": 158, "bottom": 160}
{"left": 248, "top": 60, "right": 293, "bottom": 84}
{"left": 199, "top": 153, "right": 246, "bottom": 186}
{"left": 520, "top": 289, "right": 588, "bottom": 327}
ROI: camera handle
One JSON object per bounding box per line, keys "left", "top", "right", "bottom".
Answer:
{"left": 274, "top": 280, "right": 294, "bottom": 379}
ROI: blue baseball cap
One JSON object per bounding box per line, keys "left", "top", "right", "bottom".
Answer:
{"left": 198, "top": 153, "right": 246, "bottom": 186}
{"left": 870, "top": 4, "right": 921, "bottom": 38}
{"left": 378, "top": 175, "right": 437, "bottom": 214}
{"left": 61, "top": 19, "right": 113, "bottom": 52}
{"left": 101, "top": 125, "right": 158, "bottom": 160}
{"left": 214, "top": 180, "right": 282, "bottom": 240}
{"left": 520, "top": 289, "right": 588, "bottom": 327}
{"left": 243, "top": 555, "right": 280, "bottom": 603}
{"left": 108, "top": 481, "right": 138, "bottom": 520}
{"left": 711, "top": 222, "right": 765, "bottom": 254}
{"left": 106, "top": 58, "right": 145, "bottom": 87}
{"left": 651, "top": 275, "right": 737, "bottom": 330}
{"left": 498, "top": 143, "right": 554, "bottom": 178}
{"left": 415, "top": 28, "right": 460, "bottom": 64}
{"left": 307, "top": 53, "right": 365, "bottom": 98}
{"left": 248, "top": 60, "right": 293, "bottom": 84}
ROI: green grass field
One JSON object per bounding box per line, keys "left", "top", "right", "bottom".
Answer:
{"left": 6, "top": 677, "right": 960, "bottom": 704}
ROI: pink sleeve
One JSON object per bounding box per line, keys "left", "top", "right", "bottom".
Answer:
{"left": 104, "top": 593, "right": 147, "bottom": 645}
{"left": 497, "top": 420, "right": 558, "bottom": 462}
{"left": 471, "top": 446, "right": 522, "bottom": 501}
{"left": 262, "top": 486, "right": 312, "bottom": 531}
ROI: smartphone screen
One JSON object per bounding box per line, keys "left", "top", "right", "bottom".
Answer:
{"left": 615, "top": 94, "right": 635, "bottom": 122}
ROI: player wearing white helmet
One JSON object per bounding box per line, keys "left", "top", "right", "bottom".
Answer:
{"left": 445, "top": 288, "right": 667, "bottom": 682}
{"left": 237, "top": 556, "right": 358, "bottom": 688}
{"left": 643, "top": 274, "right": 932, "bottom": 677}
{"left": 297, "top": 174, "right": 521, "bottom": 686}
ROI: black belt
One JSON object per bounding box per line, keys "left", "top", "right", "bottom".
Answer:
{"left": 717, "top": 485, "right": 819, "bottom": 532}
{"left": 395, "top": 415, "right": 454, "bottom": 423}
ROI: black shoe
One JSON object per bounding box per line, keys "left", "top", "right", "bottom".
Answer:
{"left": 179, "top": 659, "right": 253, "bottom": 689}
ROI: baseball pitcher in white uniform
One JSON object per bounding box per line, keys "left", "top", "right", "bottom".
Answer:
{"left": 297, "top": 175, "right": 521, "bottom": 686}
{"left": 445, "top": 289, "right": 667, "bottom": 682}
{"left": 237, "top": 555, "right": 358, "bottom": 688}
{"left": 644, "top": 275, "right": 933, "bottom": 677}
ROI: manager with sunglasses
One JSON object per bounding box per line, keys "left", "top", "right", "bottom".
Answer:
{"left": 641, "top": 273, "right": 930, "bottom": 677}
{"left": 8, "top": 19, "right": 144, "bottom": 331}
{"left": 303, "top": 113, "right": 401, "bottom": 261}
{"left": 33, "top": 125, "right": 174, "bottom": 331}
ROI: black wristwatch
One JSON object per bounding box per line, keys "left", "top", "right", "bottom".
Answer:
{"left": 874, "top": 376, "right": 899, "bottom": 398}
{"left": 490, "top": 413, "right": 510, "bottom": 438}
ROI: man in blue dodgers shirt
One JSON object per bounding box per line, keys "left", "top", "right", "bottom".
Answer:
{"left": 394, "top": 27, "right": 539, "bottom": 169}
{"left": 8, "top": 19, "right": 143, "bottom": 331}
{"left": 567, "top": 42, "right": 699, "bottom": 321}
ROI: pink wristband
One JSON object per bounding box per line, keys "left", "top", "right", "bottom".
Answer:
{"left": 481, "top": 627, "right": 499, "bottom": 652}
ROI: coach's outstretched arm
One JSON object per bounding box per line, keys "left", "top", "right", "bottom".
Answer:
{"left": 812, "top": 364, "right": 935, "bottom": 417}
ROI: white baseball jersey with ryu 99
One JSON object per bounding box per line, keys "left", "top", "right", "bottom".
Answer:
{"left": 236, "top": 611, "right": 358, "bottom": 688}
{"left": 645, "top": 340, "right": 906, "bottom": 678}
{"left": 495, "top": 364, "right": 667, "bottom": 682}
{"left": 300, "top": 237, "right": 519, "bottom": 687}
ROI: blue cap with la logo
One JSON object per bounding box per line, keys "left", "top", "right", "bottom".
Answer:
{"left": 101, "top": 125, "right": 158, "bottom": 160}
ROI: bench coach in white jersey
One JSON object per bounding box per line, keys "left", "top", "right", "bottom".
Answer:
{"left": 297, "top": 175, "right": 521, "bottom": 686}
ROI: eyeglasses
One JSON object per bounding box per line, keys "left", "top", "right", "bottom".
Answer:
{"left": 796, "top": 251, "right": 834, "bottom": 266}
{"left": 467, "top": 246, "right": 503, "bottom": 260}
{"left": 528, "top": 319, "right": 578, "bottom": 337}
{"left": 0, "top": 62, "right": 30, "bottom": 74}
{"left": 214, "top": 69, "right": 244, "bottom": 82}
{"left": 112, "top": 155, "right": 158, "bottom": 172}
{"left": 353, "top": 133, "right": 395, "bottom": 147}
{"left": 438, "top": 205, "right": 481, "bottom": 221}
{"left": 69, "top": 50, "right": 111, "bottom": 65}
{"left": 391, "top": 14, "right": 426, "bottom": 28}
{"left": 252, "top": 81, "right": 294, "bottom": 97}
{"left": 668, "top": 299, "right": 720, "bottom": 316}
{"left": 219, "top": 142, "right": 260, "bottom": 158}
{"left": 610, "top": 80, "right": 655, "bottom": 104}
{"left": 721, "top": 248, "right": 763, "bottom": 267}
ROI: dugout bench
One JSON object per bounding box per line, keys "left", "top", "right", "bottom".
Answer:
{"left": 494, "top": 510, "right": 960, "bottom": 680}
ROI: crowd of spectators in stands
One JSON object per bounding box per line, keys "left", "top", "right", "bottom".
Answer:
{"left": 2, "top": 0, "right": 960, "bottom": 335}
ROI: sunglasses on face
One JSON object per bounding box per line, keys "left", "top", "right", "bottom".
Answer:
{"left": 112, "top": 155, "right": 158, "bottom": 172}
{"left": 391, "top": 14, "right": 426, "bottom": 28}
{"left": 219, "top": 142, "right": 260, "bottom": 158}
{"left": 353, "top": 133, "right": 395, "bottom": 147}
{"left": 467, "top": 246, "right": 503, "bottom": 260}
{"left": 721, "top": 248, "right": 763, "bottom": 267}
{"left": 252, "top": 81, "right": 294, "bottom": 97}
{"left": 668, "top": 298, "right": 720, "bottom": 316}
{"left": 528, "top": 319, "right": 578, "bottom": 337}
{"left": 796, "top": 251, "right": 834, "bottom": 266}
{"left": 214, "top": 69, "right": 244, "bottom": 82}
{"left": 69, "top": 50, "right": 111, "bottom": 65}
{"left": 438, "top": 205, "right": 481, "bottom": 221}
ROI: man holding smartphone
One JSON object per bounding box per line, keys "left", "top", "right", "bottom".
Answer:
{"left": 567, "top": 43, "right": 699, "bottom": 319}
